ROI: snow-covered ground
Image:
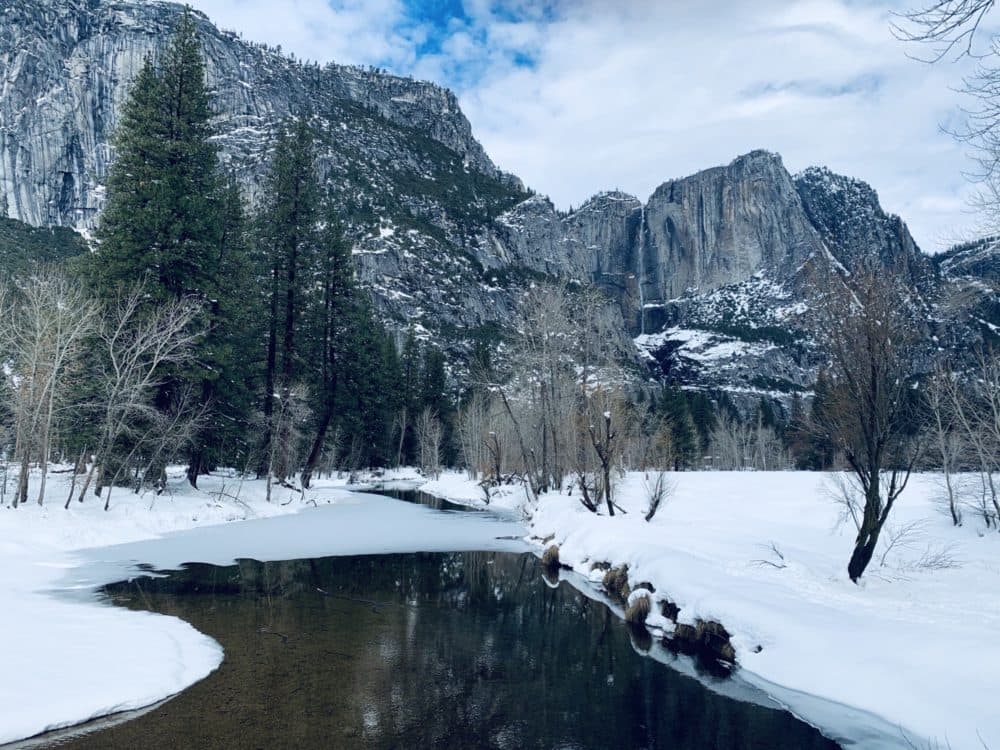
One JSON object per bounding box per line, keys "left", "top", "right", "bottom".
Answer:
{"left": 0, "top": 467, "right": 523, "bottom": 746}
{"left": 421, "top": 470, "right": 1000, "bottom": 750}
{"left": 6, "top": 466, "right": 997, "bottom": 748}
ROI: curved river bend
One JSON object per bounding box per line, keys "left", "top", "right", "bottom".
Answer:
{"left": 25, "top": 489, "right": 856, "bottom": 749}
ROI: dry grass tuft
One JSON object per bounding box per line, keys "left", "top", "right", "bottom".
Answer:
{"left": 602, "top": 565, "right": 631, "bottom": 603}
{"left": 624, "top": 594, "right": 651, "bottom": 624}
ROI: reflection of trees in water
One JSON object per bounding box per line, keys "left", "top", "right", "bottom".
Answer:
{"left": 88, "top": 553, "right": 839, "bottom": 750}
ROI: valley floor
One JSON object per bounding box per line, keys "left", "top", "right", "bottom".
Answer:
{"left": 3, "top": 467, "right": 997, "bottom": 749}
{"left": 421, "top": 470, "right": 1000, "bottom": 750}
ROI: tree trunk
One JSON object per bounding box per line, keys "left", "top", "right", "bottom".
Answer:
{"left": 186, "top": 377, "right": 214, "bottom": 489}
{"left": 396, "top": 408, "right": 407, "bottom": 468}
{"left": 848, "top": 479, "right": 883, "bottom": 582}
{"left": 260, "top": 261, "right": 280, "bottom": 476}
{"left": 64, "top": 448, "right": 87, "bottom": 510}
{"left": 186, "top": 450, "right": 202, "bottom": 489}
{"left": 16, "top": 453, "right": 30, "bottom": 507}
{"left": 301, "top": 401, "right": 334, "bottom": 490}
{"left": 848, "top": 536, "right": 879, "bottom": 582}
{"left": 37, "top": 404, "right": 53, "bottom": 506}
{"left": 603, "top": 462, "right": 614, "bottom": 517}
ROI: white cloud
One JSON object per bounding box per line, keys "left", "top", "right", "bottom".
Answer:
{"left": 186, "top": 0, "right": 989, "bottom": 252}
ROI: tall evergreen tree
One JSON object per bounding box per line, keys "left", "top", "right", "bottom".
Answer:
{"left": 421, "top": 347, "right": 449, "bottom": 418}
{"left": 660, "top": 386, "right": 697, "bottom": 469}
{"left": 335, "top": 300, "right": 401, "bottom": 468}
{"left": 687, "top": 390, "right": 717, "bottom": 453}
{"left": 396, "top": 327, "right": 422, "bottom": 466}
{"left": 92, "top": 11, "right": 256, "bottom": 486}
{"left": 189, "top": 178, "right": 262, "bottom": 480}
{"left": 786, "top": 391, "right": 813, "bottom": 469}
{"left": 757, "top": 396, "right": 778, "bottom": 431}
{"left": 95, "top": 12, "right": 221, "bottom": 302}
{"left": 258, "top": 116, "right": 321, "bottom": 474}
{"left": 301, "top": 210, "right": 354, "bottom": 488}
{"left": 805, "top": 370, "right": 837, "bottom": 470}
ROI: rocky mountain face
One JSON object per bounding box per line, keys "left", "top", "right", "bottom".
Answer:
{"left": 487, "top": 149, "right": 957, "bottom": 403}
{"left": 0, "top": 0, "right": 529, "bottom": 344}
{"left": 2, "top": 0, "right": 996, "bottom": 407}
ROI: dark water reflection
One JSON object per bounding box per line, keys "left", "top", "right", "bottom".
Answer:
{"left": 52, "top": 550, "right": 840, "bottom": 750}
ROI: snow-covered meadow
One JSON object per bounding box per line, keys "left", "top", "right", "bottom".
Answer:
{"left": 0, "top": 468, "right": 522, "bottom": 746}
{"left": 421, "top": 470, "right": 1000, "bottom": 750}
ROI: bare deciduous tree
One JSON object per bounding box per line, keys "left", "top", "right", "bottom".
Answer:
{"left": 925, "top": 361, "right": 966, "bottom": 525}
{"left": 710, "top": 410, "right": 788, "bottom": 471}
{"left": 809, "top": 267, "right": 924, "bottom": 582}
{"left": 456, "top": 391, "right": 490, "bottom": 479}
{"left": 75, "top": 289, "right": 201, "bottom": 509}
{"left": 944, "top": 348, "right": 1000, "bottom": 526}
{"left": 587, "top": 398, "right": 619, "bottom": 517}
{"left": 643, "top": 470, "right": 674, "bottom": 522}
{"left": 892, "top": 1, "right": 995, "bottom": 61}
{"left": 1, "top": 272, "right": 98, "bottom": 507}
{"left": 484, "top": 282, "right": 631, "bottom": 504}
{"left": 416, "top": 406, "right": 443, "bottom": 480}
{"left": 265, "top": 383, "right": 310, "bottom": 503}
{"left": 895, "top": 2, "right": 1000, "bottom": 230}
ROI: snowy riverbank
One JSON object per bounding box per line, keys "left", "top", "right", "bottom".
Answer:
{"left": 420, "top": 470, "right": 1000, "bottom": 750}
{"left": 0, "top": 467, "right": 521, "bottom": 746}
{"left": 0, "top": 471, "right": 318, "bottom": 745}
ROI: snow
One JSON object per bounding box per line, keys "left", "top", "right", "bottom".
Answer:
{"left": 421, "top": 470, "right": 1000, "bottom": 750}
{"left": 634, "top": 326, "right": 773, "bottom": 365}
{"left": 0, "top": 468, "right": 524, "bottom": 746}
{"left": 7, "top": 464, "right": 998, "bottom": 748}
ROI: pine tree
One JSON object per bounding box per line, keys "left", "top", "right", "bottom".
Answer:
{"left": 92, "top": 11, "right": 256, "bottom": 486}
{"left": 95, "top": 12, "right": 221, "bottom": 303}
{"left": 661, "top": 386, "right": 697, "bottom": 469}
{"left": 420, "top": 346, "right": 456, "bottom": 464}
{"left": 258, "top": 116, "right": 320, "bottom": 473}
{"left": 301, "top": 209, "right": 354, "bottom": 488}
{"left": 421, "top": 347, "right": 449, "bottom": 418}
{"left": 188, "top": 178, "right": 262, "bottom": 480}
{"left": 687, "top": 390, "right": 717, "bottom": 453}
{"left": 396, "top": 327, "right": 422, "bottom": 466}
{"left": 757, "top": 396, "right": 778, "bottom": 431}
{"left": 800, "top": 371, "right": 836, "bottom": 470}
{"left": 786, "top": 391, "right": 812, "bottom": 469}
{"left": 335, "top": 301, "right": 401, "bottom": 468}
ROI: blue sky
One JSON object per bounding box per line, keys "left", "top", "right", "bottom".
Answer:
{"left": 187, "top": 0, "right": 993, "bottom": 252}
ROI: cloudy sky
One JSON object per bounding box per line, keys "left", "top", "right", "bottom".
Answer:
{"left": 186, "top": 0, "right": 994, "bottom": 253}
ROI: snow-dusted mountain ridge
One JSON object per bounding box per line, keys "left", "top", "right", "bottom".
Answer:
{"left": 1, "top": 0, "right": 996, "bottom": 402}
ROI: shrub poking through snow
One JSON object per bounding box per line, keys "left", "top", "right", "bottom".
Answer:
{"left": 643, "top": 471, "right": 674, "bottom": 522}
{"left": 624, "top": 592, "right": 651, "bottom": 624}
{"left": 660, "top": 599, "right": 680, "bottom": 622}
{"left": 602, "top": 565, "right": 631, "bottom": 603}
{"left": 696, "top": 620, "right": 736, "bottom": 663}
{"left": 541, "top": 544, "right": 561, "bottom": 570}
{"left": 668, "top": 618, "right": 737, "bottom": 665}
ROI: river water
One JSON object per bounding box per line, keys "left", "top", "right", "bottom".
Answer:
{"left": 30, "top": 489, "right": 844, "bottom": 750}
